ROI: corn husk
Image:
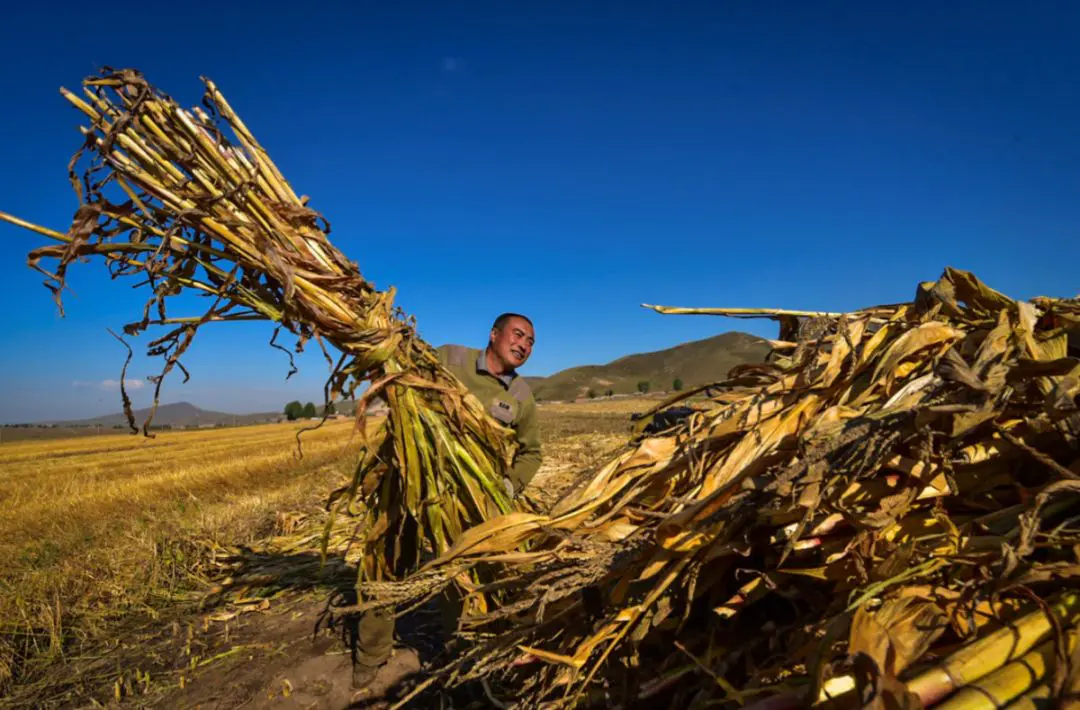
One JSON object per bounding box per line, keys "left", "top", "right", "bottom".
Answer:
{"left": 374, "top": 270, "right": 1080, "bottom": 708}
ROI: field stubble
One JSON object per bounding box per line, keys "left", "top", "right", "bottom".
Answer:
{"left": 0, "top": 399, "right": 644, "bottom": 706}
{"left": 0, "top": 419, "right": 364, "bottom": 700}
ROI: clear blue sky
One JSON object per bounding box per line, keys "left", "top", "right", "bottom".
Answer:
{"left": 1, "top": 1, "right": 1078, "bottom": 423}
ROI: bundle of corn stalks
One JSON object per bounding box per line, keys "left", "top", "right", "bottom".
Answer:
{"left": 0, "top": 68, "right": 523, "bottom": 591}
{"left": 367, "top": 269, "right": 1080, "bottom": 709}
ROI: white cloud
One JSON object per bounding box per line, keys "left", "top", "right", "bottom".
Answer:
{"left": 74, "top": 379, "right": 146, "bottom": 390}
{"left": 101, "top": 379, "right": 146, "bottom": 390}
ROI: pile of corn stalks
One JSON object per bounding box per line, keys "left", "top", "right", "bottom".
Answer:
{"left": 7, "top": 68, "right": 1080, "bottom": 709}
{"left": 367, "top": 270, "right": 1080, "bottom": 710}
{"left": 0, "top": 69, "right": 524, "bottom": 591}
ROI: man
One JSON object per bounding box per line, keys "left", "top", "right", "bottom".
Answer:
{"left": 436, "top": 313, "right": 542, "bottom": 497}
{"left": 352, "top": 312, "right": 542, "bottom": 690}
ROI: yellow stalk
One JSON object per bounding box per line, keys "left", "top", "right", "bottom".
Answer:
{"left": 643, "top": 305, "right": 850, "bottom": 318}
{"left": 204, "top": 79, "right": 299, "bottom": 203}
{"left": 906, "top": 593, "right": 1080, "bottom": 706}
{"left": 936, "top": 632, "right": 1076, "bottom": 710}
{"left": 0, "top": 211, "right": 68, "bottom": 241}
{"left": 1003, "top": 682, "right": 1051, "bottom": 710}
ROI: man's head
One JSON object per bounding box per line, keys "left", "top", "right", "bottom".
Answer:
{"left": 487, "top": 313, "right": 535, "bottom": 373}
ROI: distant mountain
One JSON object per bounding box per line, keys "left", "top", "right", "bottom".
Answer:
{"left": 527, "top": 332, "right": 772, "bottom": 401}
{"left": 42, "top": 401, "right": 282, "bottom": 428}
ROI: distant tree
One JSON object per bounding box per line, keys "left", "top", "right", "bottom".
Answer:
{"left": 323, "top": 401, "right": 336, "bottom": 416}
{"left": 284, "top": 401, "right": 303, "bottom": 421}
{"left": 302, "top": 402, "right": 317, "bottom": 418}
{"left": 673, "top": 377, "right": 684, "bottom": 391}
{"left": 605, "top": 388, "right": 614, "bottom": 397}
{"left": 637, "top": 381, "right": 650, "bottom": 394}
{"left": 586, "top": 389, "right": 596, "bottom": 399}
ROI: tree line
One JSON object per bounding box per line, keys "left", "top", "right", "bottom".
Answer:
{"left": 283, "top": 400, "right": 337, "bottom": 420}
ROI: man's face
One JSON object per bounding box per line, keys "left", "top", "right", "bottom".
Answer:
{"left": 490, "top": 317, "right": 535, "bottom": 370}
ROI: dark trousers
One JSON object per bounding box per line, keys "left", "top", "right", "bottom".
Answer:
{"left": 356, "top": 607, "right": 396, "bottom": 668}
{"left": 355, "top": 514, "right": 422, "bottom": 668}
{"left": 354, "top": 589, "right": 462, "bottom": 667}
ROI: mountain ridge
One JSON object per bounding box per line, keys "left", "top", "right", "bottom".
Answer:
{"left": 525, "top": 331, "right": 771, "bottom": 401}
{"left": 35, "top": 401, "right": 283, "bottom": 428}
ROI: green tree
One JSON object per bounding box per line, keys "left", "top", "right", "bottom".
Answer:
{"left": 637, "top": 381, "right": 650, "bottom": 394}
{"left": 673, "top": 377, "right": 684, "bottom": 391}
{"left": 586, "top": 389, "right": 596, "bottom": 399}
{"left": 605, "top": 388, "right": 614, "bottom": 397}
{"left": 284, "top": 400, "right": 303, "bottom": 421}
{"left": 302, "top": 402, "right": 317, "bottom": 418}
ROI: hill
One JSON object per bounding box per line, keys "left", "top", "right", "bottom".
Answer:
{"left": 527, "top": 332, "right": 771, "bottom": 401}
{"left": 41, "top": 401, "right": 282, "bottom": 428}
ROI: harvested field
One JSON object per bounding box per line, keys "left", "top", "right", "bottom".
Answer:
{"left": 0, "top": 426, "right": 140, "bottom": 443}
{"left": 537, "top": 397, "right": 652, "bottom": 437}
{"left": 0, "top": 400, "right": 639, "bottom": 708}
{"left": 0, "top": 420, "right": 363, "bottom": 702}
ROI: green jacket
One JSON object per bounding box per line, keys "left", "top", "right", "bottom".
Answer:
{"left": 436, "top": 344, "right": 542, "bottom": 495}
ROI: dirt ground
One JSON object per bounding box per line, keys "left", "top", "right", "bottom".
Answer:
{"left": 157, "top": 596, "right": 430, "bottom": 710}
{"left": 40, "top": 554, "right": 477, "bottom": 710}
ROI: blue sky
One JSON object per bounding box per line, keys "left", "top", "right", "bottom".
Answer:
{"left": 1, "top": 1, "right": 1078, "bottom": 423}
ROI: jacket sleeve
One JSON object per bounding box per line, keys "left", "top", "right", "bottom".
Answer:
{"left": 508, "top": 395, "right": 542, "bottom": 494}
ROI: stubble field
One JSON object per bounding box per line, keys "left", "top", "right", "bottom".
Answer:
{"left": 0, "top": 399, "right": 649, "bottom": 707}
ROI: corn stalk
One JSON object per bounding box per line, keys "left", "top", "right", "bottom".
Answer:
{"left": 375, "top": 270, "right": 1080, "bottom": 708}
{"left": 0, "top": 68, "right": 523, "bottom": 591}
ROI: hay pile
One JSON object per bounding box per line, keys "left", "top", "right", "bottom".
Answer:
{"left": 0, "top": 69, "right": 525, "bottom": 591}
{"left": 367, "top": 270, "right": 1080, "bottom": 709}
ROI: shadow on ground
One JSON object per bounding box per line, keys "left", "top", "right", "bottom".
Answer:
{"left": 6, "top": 547, "right": 462, "bottom": 709}
{"left": 161, "top": 547, "right": 460, "bottom": 709}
